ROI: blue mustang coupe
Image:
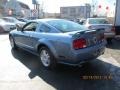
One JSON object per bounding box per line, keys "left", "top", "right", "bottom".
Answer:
{"left": 9, "top": 19, "right": 106, "bottom": 69}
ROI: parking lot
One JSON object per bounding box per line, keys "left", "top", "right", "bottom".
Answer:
{"left": 0, "top": 34, "right": 120, "bottom": 90}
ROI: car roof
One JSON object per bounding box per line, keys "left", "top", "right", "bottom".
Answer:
{"left": 31, "top": 18, "right": 65, "bottom": 23}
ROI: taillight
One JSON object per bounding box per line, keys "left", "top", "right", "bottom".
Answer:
{"left": 73, "top": 38, "right": 87, "bottom": 50}
{"left": 111, "top": 26, "right": 115, "bottom": 32}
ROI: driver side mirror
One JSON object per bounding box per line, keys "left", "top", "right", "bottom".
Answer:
{"left": 16, "top": 24, "right": 23, "bottom": 31}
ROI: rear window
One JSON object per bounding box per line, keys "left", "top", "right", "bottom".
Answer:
{"left": 2, "top": 18, "right": 15, "bottom": 23}
{"left": 89, "top": 19, "right": 109, "bottom": 24}
{"left": 47, "top": 20, "right": 87, "bottom": 32}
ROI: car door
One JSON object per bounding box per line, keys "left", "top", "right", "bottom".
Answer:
{"left": 29, "top": 24, "right": 52, "bottom": 50}
{"left": 16, "top": 22, "right": 38, "bottom": 50}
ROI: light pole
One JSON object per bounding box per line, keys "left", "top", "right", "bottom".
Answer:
{"left": 37, "top": 4, "right": 40, "bottom": 19}
{"left": 32, "top": 0, "right": 40, "bottom": 19}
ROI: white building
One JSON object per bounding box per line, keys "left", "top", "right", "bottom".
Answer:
{"left": 60, "top": 4, "right": 91, "bottom": 21}
{"left": 4, "top": 0, "right": 30, "bottom": 18}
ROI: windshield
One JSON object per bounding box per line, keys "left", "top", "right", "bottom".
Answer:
{"left": 47, "top": 20, "right": 88, "bottom": 32}
{"left": 89, "top": 18, "right": 109, "bottom": 24}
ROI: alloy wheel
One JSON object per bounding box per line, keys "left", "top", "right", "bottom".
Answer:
{"left": 40, "top": 49, "right": 51, "bottom": 67}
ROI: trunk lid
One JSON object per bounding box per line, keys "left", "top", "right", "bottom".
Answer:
{"left": 66, "top": 29, "right": 104, "bottom": 48}
{"left": 90, "top": 24, "right": 112, "bottom": 32}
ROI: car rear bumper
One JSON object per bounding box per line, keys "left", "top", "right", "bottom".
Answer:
{"left": 59, "top": 41, "right": 106, "bottom": 66}
{"left": 104, "top": 32, "right": 115, "bottom": 38}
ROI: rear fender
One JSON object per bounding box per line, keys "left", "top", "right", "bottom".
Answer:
{"left": 35, "top": 39, "right": 58, "bottom": 58}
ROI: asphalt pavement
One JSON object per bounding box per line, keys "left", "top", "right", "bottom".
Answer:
{"left": 0, "top": 34, "right": 120, "bottom": 90}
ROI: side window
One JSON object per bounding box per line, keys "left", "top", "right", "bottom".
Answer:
{"left": 23, "top": 22, "right": 38, "bottom": 31}
{"left": 40, "top": 24, "right": 51, "bottom": 32}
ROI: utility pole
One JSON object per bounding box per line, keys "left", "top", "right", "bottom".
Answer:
{"left": 37, "top": 4, "right": 40, "bottom": 19}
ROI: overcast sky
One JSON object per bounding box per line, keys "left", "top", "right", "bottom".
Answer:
{"left": 17, "top": 0, "right": 115, "bottom": 13}
{"left": 17, "top": 0, "right": 91, "bottom": 12}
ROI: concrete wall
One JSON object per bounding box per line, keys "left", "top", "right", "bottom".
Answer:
{"left": 60, "top": 5, "right": 91, "bottom": 21}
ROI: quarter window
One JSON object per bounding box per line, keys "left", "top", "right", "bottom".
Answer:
{"left": 40, "top": 24, "right": 51, "bottom": 32}
{"left": 2, "top": 18, "right": 15, "bottom": 23}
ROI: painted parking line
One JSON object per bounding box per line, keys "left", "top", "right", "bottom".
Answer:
{"left": 99, "top": 56, "right": 120, "bottom": 67}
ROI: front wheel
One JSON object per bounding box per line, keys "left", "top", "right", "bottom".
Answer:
{"left": 39, "top": 47, "right": 57, "bottom": 69}
{"left": 9, "top": 36, "right": 17, "bottom": 49}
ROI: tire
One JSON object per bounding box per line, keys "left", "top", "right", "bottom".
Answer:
{"left": 39, "top": 47, "right": 57, "bottom": 69}
{"left": 9, "top": 36, "right": 17, "bottom": 49}
{"left": 0, "top": 26, "right": 5, "bottom": 33}
{"left": 107, "top": 38, "right": 112, "bottom": 44}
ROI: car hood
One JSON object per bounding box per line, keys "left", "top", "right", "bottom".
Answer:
{"left": 1, "top": 22, "right": 15, "bottom": 26}
{"left": 65, "top": 29, "right": 104, "bottom": 47}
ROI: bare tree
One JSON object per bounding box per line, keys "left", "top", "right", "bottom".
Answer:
{"left": 91, "top": 0, "right": 98, "bottom": 17}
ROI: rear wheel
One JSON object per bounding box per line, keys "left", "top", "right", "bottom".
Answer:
{"left": 39, "top": 47, "right": 57, "bottom": 69}
{"left": 107, "top": 38, "right": 112, "bottom": 44}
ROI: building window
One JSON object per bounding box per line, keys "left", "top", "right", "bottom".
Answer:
{"left": 70, "top": 7, "right": 76, "bottom": 16}
{"left": 70, "top": 8, "right": 76, "bottom": 13}
{"left": 61, "top": 8, "right": 68, "bottom": 14}
{"left": 40, "top": 24, "right": 51, "bottom": 32}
